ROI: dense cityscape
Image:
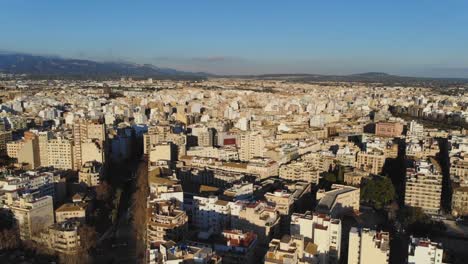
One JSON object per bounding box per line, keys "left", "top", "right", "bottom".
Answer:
{"left": 1, "top": 1, "right": 468, "bottom": 264}
{"left": 0, "top": 75, "right": 466, "bottom": 264}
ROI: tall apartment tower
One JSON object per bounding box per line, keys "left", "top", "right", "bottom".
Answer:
{"left": 348, "top": 227, "right": 390, "bottom": 264}
{"left": 405, "top": 158, "right": 442, "bottom": 215}
{"left": 18, "top": 131, "right": 41, "bottom": 169}
{"left": 73, "top": 120, "right": 106, "bottom": 170}
{"left": 38, "top": 131, "right": 52, "bottom": 167}
{"left": 239, "top": 131, "right": 265, "bottom": 161}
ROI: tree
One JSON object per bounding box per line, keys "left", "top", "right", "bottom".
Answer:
{"left": 133, "top": 159, "right": 149, "bottom": 262}
{"left": 95, "top": 181, "right": 112, "bottom": 202}
{"left": 0, "top": 209, "right": 19, "bottom": 250}
{"left": 77, "top": 224, "right": 97, "bottom": 263}
{"left": 360, "top": 175, "right": 396, "bottom": 209}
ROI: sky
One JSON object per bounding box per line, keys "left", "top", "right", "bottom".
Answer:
{"left": 1, "top": 0, "right": 468, "bottom": 77}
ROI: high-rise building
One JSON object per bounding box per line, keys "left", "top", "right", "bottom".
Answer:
{"left": 8, "top": 195, "right": 54, "bottom": 240}
{"left": 38, "top": 131, "right": 52, "bottom": 167}
{"left": 239, "top": 131, "right": 265, "bottom": 161}
{"left": 73, "top": 120, "right": 106, "bottom": 170}
{"left": 348, "top": 227, "right": 390, "bottom": 264}
{"left": 47, "top": 138, "right": 74, "bottom": 170}
{"left": 290, "top": 211, "right": 342, "bottom": 264}
{"left": 405, "top": 159, "right": 442, "bottom": 214}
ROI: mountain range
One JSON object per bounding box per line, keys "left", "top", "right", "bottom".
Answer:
{"left": 0, "top": 53, "right": 467, "bottom": 87}
{"left": 0, "top": 52, "right": 207, "bottom": 79}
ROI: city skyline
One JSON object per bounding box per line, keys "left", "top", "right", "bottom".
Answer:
{"left": 1, "top": 1, "right": 468, "bottom": 77}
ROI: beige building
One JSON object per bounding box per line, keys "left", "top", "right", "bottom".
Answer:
{"left": 6, "top": 140, "right": 24, "bottom": 159}
{"left": 47, "top": 138, "right": 74, "bottom": 170}
{"left": 147, "top": 200, "right": 188, "bottom": 247}
{"left": 279, "top": 159, "right": 320, "bottom": 184}
{"left": 290, "top": 211, "right": 342, "bottom": 264}
{"left": 451, "top": 157, "right": 468, "bottom": 187}
{"left": 344, "top": 170, "right": 368, "bottom": 186}
{"left": 81, "top": 140, "right": 105, "bottom": 165}
{"left": 355, "top": 150, "right": 386, "bottom": 175}
{"left": 452, "top": 186, "right": 468, "bottom": 217}
{"left": 7, "top": 194, "right": 54, "bottom": 240}
{"left": 38, "top": 131, "right": 52, "bottom": 167}
{"left": 231, "top": 201, "right": 280, "bottom": 245}
{"left": 264, "top": 236, "right": 321, "bottom": 264}
{"left": 40, "top": 220, "right": 81, "bottom": 255}
{"left": 7, "top": 131, "right": 41, "bottom": 169}
{"left": 144, "top": 125, "right": 187, "bottom": 158}
{"left": 316, "top": 184, "right": 360, "bottom": 217}
{"left": 79, "top": 161, "right": 103, "bottom": 187}
{"left": 239, "top": 131, "right": 265, "bottom": 161}
{"left": 405, "top": 159, "right": 442, "bottom": 214}
{"left": 348, "top": 227, "right": 390, "bottom": 264}
{"left": 73, "top": 120, "right": 106, "bottom": 170}
{"left": 55, "top": 202, "right": 88, "bottom": 223}
{"left": 375, "top": 122, "right": 404, "bottom": 137}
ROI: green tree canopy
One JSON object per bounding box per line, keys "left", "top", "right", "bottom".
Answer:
{"left": 360, "top": 175, "right": 396, "bottom": 209}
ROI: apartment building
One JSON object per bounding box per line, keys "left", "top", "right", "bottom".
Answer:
{"left": 192, "top": 196, "right": 231, "bottom": 233}
{"left": 55, "top": 202, "right": 88, "bottom": 223}
{"left": 355, "top": 150, "right": 386, "bottom": 175}
{"left": 6, "top": 131, "right": 42, "bottom": 169}
{"left": 408, "top": 237, "right": 444, "bottom": 264}
{"left": 405, "top": 159, "right": 442, "bottom": 215}
{"left": 79, "top": 161, "right": 103, "bottom": 187}
{"left": 375, "top": 122, "right": 404, "bottom": 137}
{"left": 147, "top": 200, "right": 188, "bottom": 246}
{"left": 344, "top": 170, "right": 368, "bottom": 186}
{"left": 348, "top": 227, "right": 390, "bottom": 264}
{"left": 40, "top": 220, "right": 81, "bottom": 255}
{"left": 47, "top": 138, "right": 74, "bottom": 170}
{"left": 451, "top": 186, "right": 468, "bottom": 217}
{"left": 73, "top": 120, "right": 106, "bottom": 170}
{"left": 8, "top": 195, "right": 54, "bottom": 240}
{"left": 450, "top": 156, "right": 468, "bottom": 187}
{"left": 230, "top": 201, "right": 280, "bottom": 245}
{"left": 239, "top": 131, "right": 265, "bottom": 161}
{"left": 213, "top": 230, "right": 257, "bottom": 264}
{"left": 290, "top": 211, "right": 342, "bottom": 264}
{"left": 279, "top": 159, "right": 320, "bottom": 184}
{"left": 264, "top": 235, "right": 305, "bottom": 264}
{"left": 37, "top": 131, "right": 52, "bottom": 167}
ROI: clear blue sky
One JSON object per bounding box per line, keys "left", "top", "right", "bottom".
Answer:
{"left": 1, "top": 0, "right": 468, "bottom": 77}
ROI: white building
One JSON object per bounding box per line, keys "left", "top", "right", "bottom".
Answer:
{"left": 408, "top": 237, "right": 444, "bottom": 264}
{"left": 290, "top": 211, "right": 342, "bottom": 264}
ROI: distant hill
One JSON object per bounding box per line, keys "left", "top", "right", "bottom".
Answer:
{"left": 0, "top": 53, "right": 208, "bottom": 80}
{"left": 249, "top": 71, "right": 468, "bottom": 88}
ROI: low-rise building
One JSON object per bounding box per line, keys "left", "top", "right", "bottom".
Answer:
{"left": 407, "top": 237, "right": 444, "bottom": 264}
{"left": 40, "top": 220, "right": 81, "bottom": 255}
{"left": 316, "top": 184, "right": 360, "bottom": 217}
